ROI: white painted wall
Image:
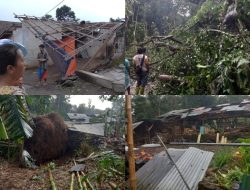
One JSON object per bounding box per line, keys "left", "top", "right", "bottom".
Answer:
{"left": 12, "top": 21, "right": 56, "bottom": 68}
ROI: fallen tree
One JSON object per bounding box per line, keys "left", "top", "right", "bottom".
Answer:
{"left": 25, "top": 112, "right": 68, "bottom": 163}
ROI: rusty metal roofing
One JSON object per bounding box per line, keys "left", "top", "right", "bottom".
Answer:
{"left": 159, "top": 109, "right": 190, "bottom": 118}
{"left": 220, "top": 105, "right": 244, "bottom": 112}
{"left": 159, "top": 101, "right": 250, "bottom": 122}
{"left": 136, "top": 147, "right": 214, "bottom": 190}
{"left": 182, "top": 107, "right": 212, "bottom": 118}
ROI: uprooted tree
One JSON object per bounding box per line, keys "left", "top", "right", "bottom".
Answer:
{"left": 126, "top": 0, "right": 250, "bottom": 94}
{"left": 0, "top": 96, "right": 69, "bottom": 166}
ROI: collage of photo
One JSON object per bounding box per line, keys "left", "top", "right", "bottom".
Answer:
{"left": 0, "top": 0, "right": 250, "bottom": 190}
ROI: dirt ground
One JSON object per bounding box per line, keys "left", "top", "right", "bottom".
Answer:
{"left": 129, "top": 80, "right": 155, "bottom": 95}
{"left": 23, "top": 63, "right": 119, "bottom": 95}
{"left": 0, "top": 154, "right": 125, "bottom": 190}
{"left": 0, "top": 156, "right": 73, "bottom": 190}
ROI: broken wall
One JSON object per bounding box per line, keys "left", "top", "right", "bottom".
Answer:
{"left": 79, "top": 31, "right": 116, "bottom": 59}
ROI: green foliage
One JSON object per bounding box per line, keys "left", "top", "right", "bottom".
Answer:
{"left": 48, "top": 162, "right": 56, "bottom": 170}
{"left": 94, "top": 153, "right": 125, "bottom": 184}
{"left": 185, "top": 0, "right": 223, "bottom": 29}
{"left": 87, "top": 153, "right": 125, "bottom": 188}
{"left": 53, "top": 95, "right": 71, "bottom": 119}
{"left": 26, "top": 96, "right": 53, "bottom": 115}
{"left": 97, "top": 154, "right": 125, "bottom": 172}
{"left": 155, "top": 28, "right": 250, "bottom": 94}
{"left": 56, "top": 5, "right": 76, "bottom": 21}
{"left": 0, "top": 117, "right": 8, "bottom": 140}
{"left": 102, "top": 96, "right": 125, "bottom": 138}
{"left": 74, "top": 142, "right": 93, "bottom": 158}
{"left": 216, "top": 166, "right": 244, "bottom": 189}
{"left": 0, "top": 96, "right": 34, "bottom": 141}
{"left": 212, "top": 148, "right": 233, "bottom": 168}
{"left": 215, "top": 139, "right": 250, "bottom": 189}
{"left": 238, "top": 138, "right": 250, "bottom": 174}
{"left": 127, "top": 0, "right": 250, "bottom": 94}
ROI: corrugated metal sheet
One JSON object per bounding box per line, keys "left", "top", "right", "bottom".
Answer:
{"left": 136, "top": 147, "right": 214, "bottom": 190}
{"left": 159, "top": 101, "right": 250, "bottom": 122}
{"left": 133, "top": 121, "right": 144, "bottom": 129}
{"left": 67, "top": 113, "right": 89, "bottom": 120}
{"left": 220, "top": 105, "right": 244, "bottom": 112}
{"left": 67, "top": 122, "right": 104, "bottom": 136}
{"left": 159, "top": 109, "right": 190, "bottom": 119}
{"left": 243, "top": 104, "right": 250, "bottom": 111}
{"left": 182, "top": 108, "right": 212, "bottom": 118}
{"left": 136, "top": 148, "right": 186, "bottom": 190}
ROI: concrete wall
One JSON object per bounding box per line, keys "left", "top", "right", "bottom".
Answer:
{"left": 113, "top": 36, "right": 125, "bottom": 59}
{"left": 79, "top": 31, "right": 117, "bottom": 59}
{"left": 12, "top": 21, "right": 57, "bottom": 68}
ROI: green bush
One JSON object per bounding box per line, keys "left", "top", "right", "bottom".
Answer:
{"left": 216, "top": 166, "right": 244, "bottom": 189}
{"left": 212, "top": 148, "right": 233, "bottom": 168}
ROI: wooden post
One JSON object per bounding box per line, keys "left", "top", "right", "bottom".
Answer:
{"left": 221, "top": 136, "right": 225, "bottom": 144}
{"left": 216, "top": 133, "right": 220, "bottom": 143}
{"left": 197, "top": 133, "right": 201, "bottom": 143}
{"left": 224, "top": 137, "right": 227, "bottom": 144}
{"left": 126, "top": 95, "right": 136, "bottom": 190}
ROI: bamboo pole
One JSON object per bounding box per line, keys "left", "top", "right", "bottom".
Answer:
{"left": 216, "top": 133, "right": 220, "bottom": 143}
{"left": 197, "top": 133, "right": 201, "bottom": 143}
{"left": 221, "top": 136, "right": 225, "bottom": 144}
{"left": 73, "top": 160, "right": 84, "bottom": 190}
{"left": 80, "top": 171, "right": 95, "bottom": 190}
{"left": 70, "top": 173, "right": 74, "bottom": 190}
{"left": 48, "top": 165, "right": 57, "bottom": 190}
{"left": 125, "top": 95, "right": 136, "bottom": 190}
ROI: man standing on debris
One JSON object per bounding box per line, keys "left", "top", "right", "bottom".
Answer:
{"left": 37, "top": 44, "right": 48, "bottom": 85}
{"left": 133, "top": 47, "right": 149, "bottom": 95}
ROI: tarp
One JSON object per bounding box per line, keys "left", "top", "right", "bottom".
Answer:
{"left": 55, "top": 36, "right": 77, "bottom": 77}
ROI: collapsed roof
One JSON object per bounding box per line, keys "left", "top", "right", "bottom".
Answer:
{"left": 0, "top": 20, "right": 22, "bottom": 39}
{"left": 14, "top": 14, "right": 124, "bottom": 76}
{"left": 159, "top": 100, "right": 250, "bottom": 124}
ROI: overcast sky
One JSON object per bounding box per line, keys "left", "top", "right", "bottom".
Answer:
{"left": 0, "top": 0, "right": 125, "bottom": 22}
{"left": 69, "top": 95, "right": 112, "bottom": 110}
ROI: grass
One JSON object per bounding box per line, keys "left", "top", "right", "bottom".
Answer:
{"left": 211, "top": 148, "right": 233, "bottom": 168}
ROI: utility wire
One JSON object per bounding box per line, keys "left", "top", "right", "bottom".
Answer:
{"left": 44, "top": 0, "right": 65, "bottom": 16}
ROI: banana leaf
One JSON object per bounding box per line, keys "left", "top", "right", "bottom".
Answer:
{"left": 0, "top": 117, "right": 8, "bottom": 140}
{"left": 0, "top": 95, "right": 34, "bottom": 140}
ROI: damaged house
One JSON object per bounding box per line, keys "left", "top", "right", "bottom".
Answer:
{"left": 0, "top": 16, "right": 125, "bottom": 92}
{"left": 133, "top": 101, "right": 250, "bottom": 145}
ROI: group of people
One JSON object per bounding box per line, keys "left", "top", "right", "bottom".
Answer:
{"left": 124, "top": 47, "right": 149, "bottom": 95}
{"left": 0, "top": 39, "right": 48, "bottom": 95}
